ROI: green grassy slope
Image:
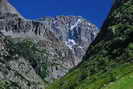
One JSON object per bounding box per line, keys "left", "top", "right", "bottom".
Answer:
{"left": 103, "top": 72, "right": 133, "bottom": 89}
{"left": 47, "top": 64, "right": 133, "bottom": 89}
{"left": 47, "top": 0, "right": 133, "bottom": 89}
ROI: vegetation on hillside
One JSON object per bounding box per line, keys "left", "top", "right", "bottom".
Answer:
{"left": 7, "top": 38, "right": 49, "bottom": 81}
{"left": 0, "top": 37, "right": 49, "bottom": 88}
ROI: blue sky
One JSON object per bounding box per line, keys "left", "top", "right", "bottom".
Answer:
{"left": 9, "top": 0, "right": 113, "bottom": 28}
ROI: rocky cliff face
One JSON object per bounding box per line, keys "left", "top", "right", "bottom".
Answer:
{"left": 0, "top": 34, "right": 45, "bottom": 89}
{"left": 0, "top": 0, "right": 98, "bottom": 88}
{"left": 0, "top": 0, "right": 23, "bottom": 18}
{"left": 38, "top": 16, "right": 98, "bottom": 60}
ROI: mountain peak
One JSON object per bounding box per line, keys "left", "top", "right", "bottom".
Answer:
{"left": 0, "top": 0, "right": 23, "bottom": 18}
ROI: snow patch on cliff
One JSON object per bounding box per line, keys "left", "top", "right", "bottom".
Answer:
{"left": 65, "top": 39, "right": 76, "bottom": 49}
{"left": 70, "top": 19, "right": 82, "bottom": 30}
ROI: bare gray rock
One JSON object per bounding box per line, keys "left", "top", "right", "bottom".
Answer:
{"left": 0, "top": 0, "right": 98, "bottom": 88}
{"left": 0, "top": 0, "right": 23, "bottom": 18}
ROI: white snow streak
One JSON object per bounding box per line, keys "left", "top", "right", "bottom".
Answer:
{"left": 65, "top": 39, "right": 76, "bottom": 49}
{"left": 70, "top": 19, "right": 82, "bottom": 30}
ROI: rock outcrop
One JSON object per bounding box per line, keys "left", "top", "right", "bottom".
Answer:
{"left": 0, "top": 0, "right": 23, "bottom": 18}
{"left": 0, "top": 34, "right": 45, "bottom": 89}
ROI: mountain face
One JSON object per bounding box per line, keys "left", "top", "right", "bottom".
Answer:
{"left": 38, "top": 16, "right": 98, "bottom": 60}
{"left": 0, "top": 0, "right": 98, "bottom": 89}
{"left": 47, "top": 0, "right": 133, "bottom": 89}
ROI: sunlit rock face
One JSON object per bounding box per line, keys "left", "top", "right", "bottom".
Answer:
{"left": 0, "top": 0, "right": 98, "bottom": 88}
{"left": 0, "top": 0, "right": 23, "bottom": 18}
{"left": 38, "top": 16, "right": 98, "bottom": 62}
